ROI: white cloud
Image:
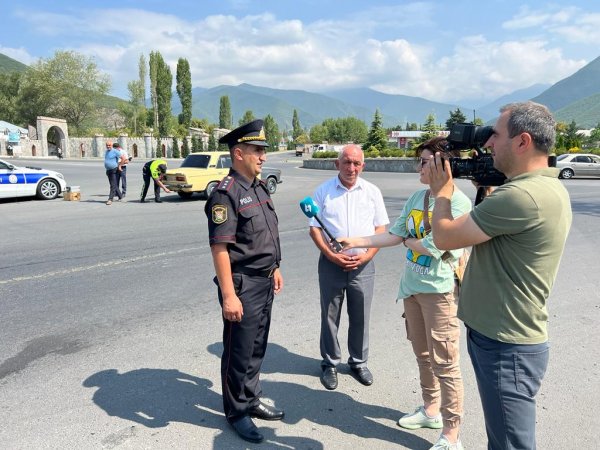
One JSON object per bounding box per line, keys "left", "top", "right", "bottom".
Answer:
{"left": 503, "top": 6, "right": 600, "bottom": 45}
{"left": 14, "top": 5, "right": 599, "bottom": 103}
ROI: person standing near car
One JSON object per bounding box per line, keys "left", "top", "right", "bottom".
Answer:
{"left": 104, "top": 140, "right": 123, "bottom": 205}
{"left": 309, "top": 144, "right": 389, "bottom": 391}
{"left": 114, "top": 142, "right": 129, "bottom": 199}
{"left": 428, "top": 101, "right": 572, "bottom": 449}
{"left": 140, "top": 159, "right": 171, "bottom": 203}
{"left": 205, "top": 119, "right": 284, "bottom": 444}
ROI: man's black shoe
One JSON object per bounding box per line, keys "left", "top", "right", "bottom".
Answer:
{"left": 140, "top": 199, "right": 145, "bottom": 203}
{"left": 320, "top": 367, "right": 338, "bottom": 390}
{"left": 350, "top": 366, "right": 373, "bottom": 386}
{"left": 248, "top": 401, "right": 285, "bottom": 421}
{"left": 230, "top": 416, "right": 263, "bottom": 443}
{"left": 155, "top": 199, "right": 162, "bottom": 203}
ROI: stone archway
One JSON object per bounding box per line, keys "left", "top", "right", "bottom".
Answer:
{"left": 36, "top": 116, "right": 69, "bottom": 157}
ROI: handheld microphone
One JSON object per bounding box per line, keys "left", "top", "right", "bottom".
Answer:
{"left": 300, "top": 196, "right": 343, "bottom": 252}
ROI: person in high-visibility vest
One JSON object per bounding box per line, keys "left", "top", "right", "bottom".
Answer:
{"left": 140, "top": 159, "right": 171, "bottom": 203}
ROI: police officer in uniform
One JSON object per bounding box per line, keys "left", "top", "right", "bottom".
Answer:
{"left": 205, "top": 119, "right": 284, "bottom": 444}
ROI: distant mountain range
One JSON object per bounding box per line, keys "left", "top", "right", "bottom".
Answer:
{"left": 1, "top": 51, "right": 599, "bottom": 128}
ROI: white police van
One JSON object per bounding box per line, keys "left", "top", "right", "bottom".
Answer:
{"left": 0, "top": 158, "right": 67, "bottom": 200}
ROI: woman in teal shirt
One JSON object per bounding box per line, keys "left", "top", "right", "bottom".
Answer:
{"left": 340, "top": 137, "right": 471, "bottom": 450}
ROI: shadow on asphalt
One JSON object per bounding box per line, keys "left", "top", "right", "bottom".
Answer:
{"left": 82, "top": 343, "right": 431, "bottom": 449}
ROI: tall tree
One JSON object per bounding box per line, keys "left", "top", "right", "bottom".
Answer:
{"left": 154, "top": 53, "right": 173, "bottom": 137}
{"left": 181, "top": 136, "right": 190, "bottom": 157}
{"left": 363, "top": 109, "right": 388, "bottom": 152}
{"left": 127, "top": 79, "right": 144, "bottom": 136}
{"left": 419, "top": 113, "right": 439, "bottom": 142}
{"left": 292, "top": 109, "right": 302, "bottom": 141}
{"left": 176, "top": 57, "right": 192, "bottom": 128}
{"left": 238, "top": 110, "right": 255, "bottom": 126}
{"left": 219, "top": 95, "right": 232, "bottom": 129}
{"left": 208, "top": 132, "right": 217, "bottom": 151}
{"left": 191, "top": 135, "right": 199, "bottom": 152}
{"left": 138, "top": 54, "right": 146, "bottom": 105}
{"left": 321, "top": 117, "right": 368, "bottom": 144}
{"left": 310, "top": 124, "right": 328, "bottom": 144}
{"left": 172, "top": 136, "right": 180, "bottom": 158}
{"left": 263, "top": 114, "right": 280, "bottom": 151}
{"left": 445, "top": 108, "right": 467, "bottom": 130}
{"left": 17, "top": 50, "right": 110, "bottom": 133}
{"left": 149, "top": 51, "right": 160, "bottom": 135}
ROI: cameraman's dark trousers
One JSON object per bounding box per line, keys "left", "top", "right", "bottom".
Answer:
{"left": 467, "top": 326, "right": 549, "bottom": 450}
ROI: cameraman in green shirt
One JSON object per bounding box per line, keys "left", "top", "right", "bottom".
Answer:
{"left": 427, "top": 101, "right": 572, "bottom": 450}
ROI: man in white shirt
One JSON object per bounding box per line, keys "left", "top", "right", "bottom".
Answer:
{"left": 309, "top": 144, "right": 389, "bottom": 390}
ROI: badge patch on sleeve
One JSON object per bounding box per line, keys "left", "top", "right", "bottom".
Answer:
{"left": 212, "top": 205, "right": 228, "bottom": 224}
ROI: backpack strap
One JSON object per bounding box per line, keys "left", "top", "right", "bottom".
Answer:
{"left": 423, "top": 189, "right": 431, "bottom": 233}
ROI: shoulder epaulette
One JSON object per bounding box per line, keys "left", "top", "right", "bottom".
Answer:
{"left": 217, "top": 176, "right": 234, "bottom": 192}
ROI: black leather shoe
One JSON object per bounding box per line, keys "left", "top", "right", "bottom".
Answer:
{"left": 321, "top": 366, "right": 338, "bottom": 390}
{"left": 351, "top": 366, "right": 373, "bottom": 386}
{"left": 155, "top": 199, "right": 163, "bottom": 203}
{"left": 248, "top": 401, "right": 285, "bottom": 421}
{"left": 230, "top": 416, "right": 263, "bottom": 443}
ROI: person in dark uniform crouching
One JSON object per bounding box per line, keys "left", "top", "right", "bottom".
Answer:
{"left": 140, "top": 159, "right": 171, "bottom": 203}
{"left": 205, "top": 119, "right": 284, "bottom": 444}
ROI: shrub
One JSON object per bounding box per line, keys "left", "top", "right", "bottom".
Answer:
{"left": 312, "top": 151, "right": 338, "bottom": 159}
{"left": 364, "top": 146, "right": 380, "bottom": 158}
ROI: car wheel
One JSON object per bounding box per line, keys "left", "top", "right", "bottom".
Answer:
{"left": 36, "top": 178, "right": 60, "bottom": 200}
{"left": 559, "top": 168, "right": 574, "bottom": 179}
{"left": 266, "top": 177, "right": 277, "bottom": 194}
{"left": 177, "top": 191, "right": 193, "bottom": 199}
{"left": 205, "top": 181, "right": 218, "bottom": 198}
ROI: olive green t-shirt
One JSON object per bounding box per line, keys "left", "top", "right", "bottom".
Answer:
{"left": 458, "top": 168, "right": 572, "bottom": 344}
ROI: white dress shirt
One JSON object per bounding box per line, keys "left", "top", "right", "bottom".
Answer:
{"left": 309, "top": 176, "right": 389, "bottom": 255}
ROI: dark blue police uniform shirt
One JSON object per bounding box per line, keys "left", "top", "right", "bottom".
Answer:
{"left": 205, "top": 169, "right": 281, "bottom": 271}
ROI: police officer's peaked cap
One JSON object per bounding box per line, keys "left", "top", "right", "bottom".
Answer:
{"left": 219, "top": 119, "right": 269, "bottom": 149}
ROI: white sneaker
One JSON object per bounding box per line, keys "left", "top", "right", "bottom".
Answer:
{"left": 430, "top": 434, "right": 464, "bottom": 450}
{"left": 398, "top": 406, "right": 442, "bottom": 430}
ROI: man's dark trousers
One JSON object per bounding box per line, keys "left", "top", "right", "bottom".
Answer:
{"left": 217, "top": 273, "right": 274, "bottom": 423}
{"left": 116, "top": 166, "right": 127, "bottom": 197}
{"left": 141, "top": 162, "right": 160, "bottom": 201}
{"left": 467, "top": 326, "right": 549, "bottom": 450}
{"left": 106, "top": 168, "right": 122, "bottom": 201}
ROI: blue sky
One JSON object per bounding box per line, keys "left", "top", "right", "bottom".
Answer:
{"left": 3, "top": 1, "right": 600, "bottom": 105}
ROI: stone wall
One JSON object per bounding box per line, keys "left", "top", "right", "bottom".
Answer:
{"left": 1, "top": 134, "right": 193, "bottom": 159}
{"left": 302, "top": 157, "right": 418, "bottom": 173}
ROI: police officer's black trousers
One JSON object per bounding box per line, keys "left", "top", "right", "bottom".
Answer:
{"left": 217, "top": 272, "right": 274, "bottom": 423}
{"left": 140, "top": 164, "right": 160, "bottom": 201}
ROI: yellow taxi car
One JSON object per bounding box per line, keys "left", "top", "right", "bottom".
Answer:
{"left": 164, "top": 151, "right": 282, "bottom": 199}
{"left": 163, "top": 152, "right": 230, "bottom": 199}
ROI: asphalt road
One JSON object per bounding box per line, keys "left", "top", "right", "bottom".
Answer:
{"left": 1, "top": 153, "right": 598, "bottom": 449}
